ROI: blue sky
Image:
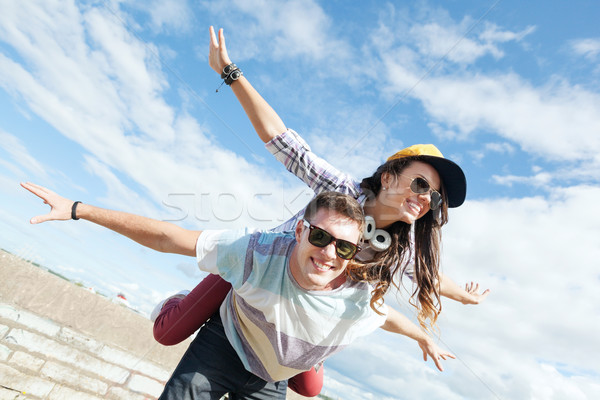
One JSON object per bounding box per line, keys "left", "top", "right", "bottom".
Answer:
{"left": 1, "top": 1, "right": 600, "bottom": 399}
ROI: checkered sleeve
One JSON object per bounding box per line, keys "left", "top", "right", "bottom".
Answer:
{"left": 266, "top": 129, "right": 362, "bottom": 196}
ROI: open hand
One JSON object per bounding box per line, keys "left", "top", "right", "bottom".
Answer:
{"left": 21, "top": 182, "right": 74, "bottom": 224}
{"left": 463, "top": 282, "right": 491, "bottom": 305}
{"left": 209, "top": 26, "right": 232, "bottom": 75}
{"left": 419, "top": 338, "right": 456, "bottom": 371}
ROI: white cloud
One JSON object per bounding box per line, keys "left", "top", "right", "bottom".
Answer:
{"left": 0, "top": 0, "right": 304, "bottom": 232}
{"left": 377, "top": 7, "right": 535, "bottom": 66}
{"left": 484, "top": 141, "right": 515, "bottom": 154}
{"left": 443, "top": 185, "right": 600, "bottom": 367}
{"left": 84, "top": 6, "right": 176, "bottom": 143}
{"left": 83, "top": 155, "right": 161, "bottom": 217}
{"left": 325, "top": 184, "right": 600, "bottom": 399}
{"left": 0, "top": 130, "right": 48, "bottom": 179}
{"left": 399, "top": 72, "right": 600, "bottom": 165}
{"left": 410, "top": 20, "right": 508, "bottom": 64}
{"left": 468, "top": 141, "right": 516, "bottom": 166}
{"left": 142, "top": 0, "right": 193, "bottom": 33}
{"left": 368, "top": 12, "right": 599, "bottom": 176}
{"left": 570, "top": 37, "right": 600, "bottom": 60}
{"left": 491, "top": 171, "right": 552, "bottom": 187}
{"left": 478, "top": 22, "right": 536, "bottom": 44}
{"left": 204, "top": 0, "right": 351, "bottom": 62}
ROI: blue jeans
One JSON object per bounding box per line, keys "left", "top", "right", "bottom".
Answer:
{"left": 159, "top": 313, "right": 288, "bottom": 400}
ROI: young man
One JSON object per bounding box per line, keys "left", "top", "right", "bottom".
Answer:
{"left": 22, "top": 182, "right": 453, "bottom": 399}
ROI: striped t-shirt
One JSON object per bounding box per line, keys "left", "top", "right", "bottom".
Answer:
{"left": 196, "top": 228, "right": 387, "bottom": 383}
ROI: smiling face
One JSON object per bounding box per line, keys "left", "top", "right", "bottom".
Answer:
{"left": 375, "top": 161, "right": 442, "bottom": 226}
{"left": 289, "top": 208, "right": 362, "bottom": 291}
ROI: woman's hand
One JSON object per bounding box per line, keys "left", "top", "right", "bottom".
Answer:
{"left": 461, "top": 282, "right": 491, "bottom": 305}
{"left": 418, "top": 336, "right": 456, "bottom": 372}
{"left": 209, "top": 26, "right": 232, "bottom": 75}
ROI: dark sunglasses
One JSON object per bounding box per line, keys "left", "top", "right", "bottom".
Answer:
{"left": 399, "top": 175, "right": 442, "bottom": 210}
{"left": 302, "top": 221, "right": 361, "bottom": 260}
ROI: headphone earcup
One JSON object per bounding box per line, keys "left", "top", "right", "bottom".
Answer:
{"left": 369, "top": 229, "right": 391, "bottom": 251}
{"left": 363, "top": 215, "right": 376, "bottom": 240}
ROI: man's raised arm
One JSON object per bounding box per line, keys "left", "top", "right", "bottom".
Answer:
{"left": 21, "top": 182, "right": 200, "bottom": 257}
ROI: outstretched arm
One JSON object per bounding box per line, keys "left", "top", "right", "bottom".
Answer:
{"left": 380, "top": 307, "right": 455, "bottom": 371}
{"left": 439, "top": 273, "right": 490, "bottom": 305}
{"left": 209, "top": 26, "right": 286, "bottom": 143}
{"left": 21, "top": 182, "right": 200, "bottom": 257}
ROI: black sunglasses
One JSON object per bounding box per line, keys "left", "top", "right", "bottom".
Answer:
{"left": 302, "top": 221, "right": 361, "bottom": 260}
{"left": 399, "top": 175, "right": 442, "bottom": 210}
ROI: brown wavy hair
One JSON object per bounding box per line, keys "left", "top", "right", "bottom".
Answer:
{"left": 303, "top": 191, "right": 365, "bottom": 233}
{"left": 346, "top": 156, "right": 449, "bottom": 330}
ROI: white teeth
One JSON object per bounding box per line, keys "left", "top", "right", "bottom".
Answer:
{"left": 408, "top": 201, "right": 421, "bottom": 214}
{"left": 313, "top": 259, "right": 332, "bottom": 271}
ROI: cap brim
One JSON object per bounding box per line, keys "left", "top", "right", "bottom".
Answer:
{"left": 419, "top": 156, "right": 466, "bottom": 208}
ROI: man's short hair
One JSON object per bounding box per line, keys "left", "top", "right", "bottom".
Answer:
{"left": 303, "top": 192, "right": 365, "bottom": 234}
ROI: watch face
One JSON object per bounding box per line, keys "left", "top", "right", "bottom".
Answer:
{"left": 224, "top": 64, "right": 236, "bottom": 74}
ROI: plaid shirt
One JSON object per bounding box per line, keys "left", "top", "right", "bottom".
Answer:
{"left": 266, "top": 129, "right": 366, "bottom": 232}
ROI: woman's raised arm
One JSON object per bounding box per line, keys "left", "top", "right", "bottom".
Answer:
{"left": 209, "top": 26, "right": 286, "bottom": 143}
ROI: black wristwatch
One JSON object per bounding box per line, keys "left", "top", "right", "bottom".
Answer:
{"left": 221, "top": 63, "right": 238, "bottom": 79}
{"left": 224, "top": 68, "right": 243, "bottom": 85}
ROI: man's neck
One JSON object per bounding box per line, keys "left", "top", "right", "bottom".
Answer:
{"left": 322, "top": 274, "right": 347, "bottom": 291}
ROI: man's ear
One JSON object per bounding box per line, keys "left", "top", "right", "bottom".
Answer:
{"left": 295, "top": 220, "right": 305, "bottom": 243}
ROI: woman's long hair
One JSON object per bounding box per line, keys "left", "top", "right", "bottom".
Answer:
{"left": 347, "top": 156, "right": 449, "bottom": 330}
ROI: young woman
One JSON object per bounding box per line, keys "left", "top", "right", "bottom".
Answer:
{"left": 152, "top": 27, "right": 489, "bottom": 397}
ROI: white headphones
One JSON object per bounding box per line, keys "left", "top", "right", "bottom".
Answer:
{"left": 363, "top": 216, "right": 391, "bottom": 252}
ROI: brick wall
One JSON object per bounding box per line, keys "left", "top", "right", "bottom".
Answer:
{"left": 0, "top": 250, "right": 311, "bottom": 400}
{"left": 0, "top": 304, "right": 171, "bottom": 399}
{"left": 0, "top": 250, "right": 191, "bottom": 400}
